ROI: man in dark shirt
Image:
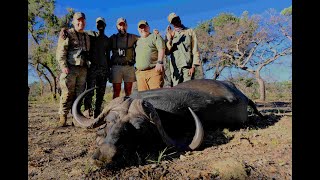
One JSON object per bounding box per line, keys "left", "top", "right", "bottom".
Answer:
{"left": 83, "top": 17, "right": 110, "bottom": 118}
{"left": 109, "top": 17, "right": 139, "bottom": 98}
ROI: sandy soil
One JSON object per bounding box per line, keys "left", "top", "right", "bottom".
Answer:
{"left": 28, "top": 100, "right": 292, "bottom": 179}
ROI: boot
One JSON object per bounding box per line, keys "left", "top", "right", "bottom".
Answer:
{"left": 94, "top": 109, "right": 101, "bottom": 118}
{"left": 58, "top": 114, "right": 67, "bottom": 127}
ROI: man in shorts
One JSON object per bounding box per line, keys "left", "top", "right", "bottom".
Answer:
{"left": 109, "top": 17, "right": 139, "bottom": 98}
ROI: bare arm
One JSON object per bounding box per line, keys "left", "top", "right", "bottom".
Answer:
{"left": 155, "top": 48, "right": 165, "bottom": 72}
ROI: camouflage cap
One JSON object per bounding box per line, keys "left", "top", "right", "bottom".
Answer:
{"left": 168, "top": 12, "right": 178, "bottom": 23}
{"left": 96, "top": 17, "right": 106, "bottom": 24}
{"left": 117, "top": 17, "right": 127, "bottom": 25}
{"left": 73, "top": 12, "right": 86, "bottom": 20}
{"left": 137, "top": 20, "right": 149, "bottom": 28}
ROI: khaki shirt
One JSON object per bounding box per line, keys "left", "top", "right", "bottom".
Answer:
{"left": 56, "top": 28, "right": 90, "bottom": 70}
{"left": 109, "top": 33, "right": 139, "bottom": 64}
{"left": 87, "top": 30, "right": 110, "bottom": 67}
{"left": 165, "top": 26, "right": 200, "bottom": 68}
{"left": 135, "top": 33, "right": 165, "bottom": 70}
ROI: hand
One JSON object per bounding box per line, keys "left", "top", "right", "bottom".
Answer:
{"left": 166, "top": 25, "right": 174, "bottom": 41}
{"left": 188, "top": 67, "right": 195, "bottom": 76}
{"left": 59, "top": 27, "right": 68, "bottom": 40}
{"left": 155, "top": 63, "right": 164, "bottom": 72}
{"left": 62, "top": 67, "right": 69, "bottom": 74}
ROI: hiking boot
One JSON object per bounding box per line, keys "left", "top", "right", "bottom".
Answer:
{"left": 83, "top": 109, "right": 93, "bottom": 119}
{"left": 58, "top": 114, "right": 67, "bottom": 127}
{"left": 94, "top": 109, "right": 101, "bottom": 118}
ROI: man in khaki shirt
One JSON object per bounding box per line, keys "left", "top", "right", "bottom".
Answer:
{"left": 165, "top": 12, "right": 204, "bottom": 86}
{"left": 59, "top": 17, "right": 110, "bottom": 119}
{"left": 109, "top": 17, "right": 139, "bottom": 98}
{"left": 135, "top": 20, "right": 165, "bottom": 91}
{"left": 56, "top": 12, "right": 90, "bottom": 127}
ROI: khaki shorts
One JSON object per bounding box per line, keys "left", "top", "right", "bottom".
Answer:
{"left": 136, "top": 68, "right": 164, "bottom": 91}
{"left": 109, "top": 65, "right": 136, "bottom": 83}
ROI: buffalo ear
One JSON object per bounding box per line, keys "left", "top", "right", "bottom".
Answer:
{"left": 129, "top": 118, "right": 158, "bottom": 137}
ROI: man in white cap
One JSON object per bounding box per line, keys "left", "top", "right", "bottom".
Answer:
{"left": 135, "top": 20, "right": 165, "bottom": 91}
{"left": 165, "top": 12, "right": 204, "bottom": 86}
{"left": 56, "top": 12, "right": 90, "bottom": 127}
{"left": 109, "top": 17, "right": 139, "bottom": 99}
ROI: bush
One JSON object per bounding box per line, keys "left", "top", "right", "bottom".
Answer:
{"left": 228, "top": 77, "right": 292, "bottom": 102}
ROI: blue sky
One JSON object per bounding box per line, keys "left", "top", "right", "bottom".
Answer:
{"left": 55, "top": 0, "right": 292, "bottom": 36}
{"left": 28, "top": 0, "right": 292, "bottom": 84}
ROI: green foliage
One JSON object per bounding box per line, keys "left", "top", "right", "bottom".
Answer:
{"left": 147, "top": 147, "right": 175, "bottom": 165}
{"left": 239, "top": 11, "right": 258, "bottom": 33}
{"left": 237, "top": 77, "right": 255, "bottom": 87}
{"left": 281, "top": 6, "right": 292, "bottom": 16}
{"left": 229, "top": 76, "right": 292, "bottom": 101}
{"left": 212, "top": 13, "right": 239, "bottom": 30}
{"left": 265, "top": 81, "right": 292, "bottom": 101}
{"left": 195, "top": 20, "right": 213, "bottom": 33}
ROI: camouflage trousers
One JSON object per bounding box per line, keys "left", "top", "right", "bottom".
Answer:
{"left": 164, "top": 59, "right": 204, "bottom": 87}
{"left": 59, "top": 65, "right": 87, "bottom": 116}
{"left": 84, "top": 65, "right": 109, "bottom": 116}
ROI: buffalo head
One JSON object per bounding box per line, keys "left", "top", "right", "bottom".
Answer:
{"left": 72, "top": 88, "right": 204, "bottom": 166}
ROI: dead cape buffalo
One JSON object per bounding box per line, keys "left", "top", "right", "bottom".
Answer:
{"left": 72, "top": 79, "right": 264, "bottom": 166}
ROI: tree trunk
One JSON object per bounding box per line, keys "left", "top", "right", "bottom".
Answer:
{"left": 255, "top": 72, "right": 266, "bottom": 102}
{"left": 36, "top": 71, "right": 44, "bottom": 96}
{"left": 42, "top": 73, "right": 55, "bottom": 99}
{"left": 40, "top": 63, "right": 57, "bottom": 100}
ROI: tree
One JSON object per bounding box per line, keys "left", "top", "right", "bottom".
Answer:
{"left": 195, "top": 14, "right": 241, "bottom": 79}
{"left": 28, "top": 0, "right": 74, "bottom": 100}
{"left": 195, "top": 10, "right": 292, "bottom": 101}
{"left": 249, "top": 9, "right": 292, "bottom": 101}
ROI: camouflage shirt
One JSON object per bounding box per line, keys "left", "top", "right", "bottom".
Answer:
{"left": 165, "top": 26, "right": 200, "bottom": 68}
{"left": 56, "top": 28, "right": 90, "bottom": 70}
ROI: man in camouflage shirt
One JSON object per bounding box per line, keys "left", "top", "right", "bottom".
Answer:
{"left": 135, "top": 20, "right": 165, "bottom": 91}
{"left": 165, "top": 12, "right": 204, "bottom": 86}
{"left": 56, "top": 12, "right": 90, "bottom": 127}
{"left": 109, "top": 17, "right": 139, "bottom": 98}
{"left": 60, "top": 17, "right": 111, "bottom": 118}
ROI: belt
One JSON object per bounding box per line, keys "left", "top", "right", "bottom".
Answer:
{"left": 112, "top": 62, "right": 134, "bottom": 66}
{"left": 139, "top": 66, "right": 155, "bottom": 71}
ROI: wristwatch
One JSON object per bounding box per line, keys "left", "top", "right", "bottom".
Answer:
{"left": 157, "top": 60, "right": 163, "bottom": 64}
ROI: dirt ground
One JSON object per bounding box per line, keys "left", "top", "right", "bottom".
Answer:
{"left": 28, "top": 99, "right": 292, "bottom": 180}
